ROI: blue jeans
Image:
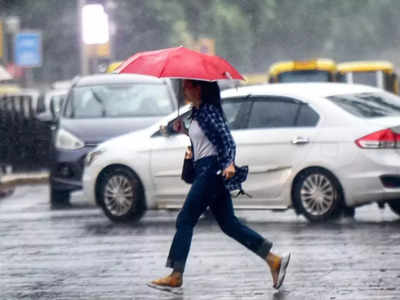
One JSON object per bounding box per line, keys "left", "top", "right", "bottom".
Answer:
{"left": 166, "top": 156, "right": 272, "bottom": 273}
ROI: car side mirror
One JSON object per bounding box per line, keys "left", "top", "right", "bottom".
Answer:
{"left": 36, "top": 111, "right": 56, "bottom": 123}
{"left": 50, "top": 100, "right": 57, "bottom": 119}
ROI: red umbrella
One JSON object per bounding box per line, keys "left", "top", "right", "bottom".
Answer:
{"left": 115, "top": 46, "right": 244, "bottom": 81}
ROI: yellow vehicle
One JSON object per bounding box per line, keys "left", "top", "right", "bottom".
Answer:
{"left": 268, "top": 59, "right": 337, "bottom": 83}
{"left": 336, "top": 61, "right": 398, "bottom": 94}
{"left": 106, "top": 61, "right": 122, "bottom": 73}
{"left": 241, "top": 73, "right": 268, "bottom": 86}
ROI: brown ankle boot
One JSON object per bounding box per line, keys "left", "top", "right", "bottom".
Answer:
{"left": 151, "top": 274, "right": 182, "bottom": 287}
{"left": 147, "top": 274, "right": 183, "bottom": 293}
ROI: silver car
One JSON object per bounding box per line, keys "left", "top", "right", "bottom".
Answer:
{"left": 49, "top": 74, "right": 179, "bottom": 207}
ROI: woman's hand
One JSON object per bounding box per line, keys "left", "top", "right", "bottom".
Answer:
{"left": 185, "top": 146, "right": 193, "bottom": 159}
{"left": 173, "top": 118, "right": 186, "bottom": 135}
{"left": 223, "top": 163, "right": 235, "bottom": 180}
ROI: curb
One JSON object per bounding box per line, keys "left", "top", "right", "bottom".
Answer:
{"left": 0, "top": 171, "right": 49, "bottom": 189}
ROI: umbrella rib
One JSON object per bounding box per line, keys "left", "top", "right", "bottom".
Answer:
{"left": 158, "top": 47, "right": 174, "bottom": 78}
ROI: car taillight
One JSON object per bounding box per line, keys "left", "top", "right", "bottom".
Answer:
{"left": 355, "top": 128, "right": 400, "bottom": 149}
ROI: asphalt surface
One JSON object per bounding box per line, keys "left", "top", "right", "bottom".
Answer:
{"left": 1, "top": 184, "right": 400, "bottom": 300}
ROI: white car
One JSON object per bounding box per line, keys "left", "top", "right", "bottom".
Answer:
{"left": 83, "top": 83, "right": 400, "bottom": 222}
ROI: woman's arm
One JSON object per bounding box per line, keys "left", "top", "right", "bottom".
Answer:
{"left": 201, "top": 104, "right": 236, "bottom": 171}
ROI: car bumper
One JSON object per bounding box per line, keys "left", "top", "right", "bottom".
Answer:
{"left": 82, "top": 162, "right": 104, "bottom": 206}
{"left": 338, "top": 149, "right": 400, "bottom": 206}
{"left": 50, "top": 146, "right": 96, "bottom": 192}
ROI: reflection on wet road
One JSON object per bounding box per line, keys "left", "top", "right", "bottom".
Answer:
{"left": 1, "top": 185, "right": 400, "bottom": 299}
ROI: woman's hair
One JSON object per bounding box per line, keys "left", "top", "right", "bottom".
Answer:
{"left": 191, "top": 80, "right": 225, "bottom": 119}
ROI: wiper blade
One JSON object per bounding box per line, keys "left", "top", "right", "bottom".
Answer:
{"left": 91, "top": 89, "right": 106, "bottom": 117}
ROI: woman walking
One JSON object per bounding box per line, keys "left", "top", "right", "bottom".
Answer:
{"left": 148, "top": 79, "right": 290, "bottom": 292}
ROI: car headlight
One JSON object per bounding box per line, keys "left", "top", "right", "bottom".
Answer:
{"left": 85, "top": 148, "right": 105, "bottom": 166}
{"left": 55, "top": 129, "right": 84, "bottom": 150}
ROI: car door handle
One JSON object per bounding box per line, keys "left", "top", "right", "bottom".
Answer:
{"left": 291, "top": 137, "right": 309, "bottom": 145}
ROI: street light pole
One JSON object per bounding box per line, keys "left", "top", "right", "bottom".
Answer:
{"left": 5, "top": 16, "right": 20, "bottom": 66}
{"left": 105, "top": 0, "right": 116, "bottom": 62}
{"left": 78, "top": 0, "right": 89, "bottom": 75}
{"left": 0, "top": 20, "right": 7, "bottom": 65}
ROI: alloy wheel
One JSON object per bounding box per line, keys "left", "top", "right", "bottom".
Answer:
{"left": 103, "top": 175, "right": 135, "bottom": 217}
{"left": 300, "top": 173, "right": 336, "bottom": 217}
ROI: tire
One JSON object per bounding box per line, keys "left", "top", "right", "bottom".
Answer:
{"left": 388, "top": 200, "right": 400, "bottom": 216}
{"left": 50, "top": 187, "right": 70, "bottom": 208}
{"left": 293, "top": 168, "right": 343, "bottom": 222}
{"left": 342, "top": 206, "right": 356, "bottom": 218}
{"left": 98, "top": 167, "right": 145, "bottom": 223}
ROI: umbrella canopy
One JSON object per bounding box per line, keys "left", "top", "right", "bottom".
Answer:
{"left": 116, "top": 46, "right": 244, "bottom": 81}
{"left": 0, "top": 65, "right": 12, "bottom": 81}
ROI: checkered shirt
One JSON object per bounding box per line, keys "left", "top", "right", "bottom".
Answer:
{"left": 191, "top": 103, "right": 248, "bottom": 192}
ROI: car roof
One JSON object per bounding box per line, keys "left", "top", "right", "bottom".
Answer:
{"left": 221, "top": 83, "right": 380, "bottom": 100}
{"left": 75, "top": 73, "right": 166, "bottom": 87}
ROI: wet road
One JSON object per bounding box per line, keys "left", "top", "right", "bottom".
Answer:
{"left": 1, "top": 184, "right": 400, "bottom": 300}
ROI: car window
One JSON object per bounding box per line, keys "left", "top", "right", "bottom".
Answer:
{"left": 352, "top": 71, "right": 378, "bottom": 87}
{"left": 327, "top": 92, "right": 400, "bottom": 118}
{"left": 153, "top": 98, "right": 250, "bottom": 137}
{"left": 248, "top": 97, "right": 300, "bottom": 128}
{"left": 152, "top": 110, "right": 192, "bottom": 137}
{"left": 64, "top": 83, "right": 173, "bottom": 118}
{"left": 278, "top": 70, "right": 331, "bottom": 83}
{"left": 222, "top": 98, "right": 251, "bottom": 130}
{"left": 295, "top": 104, "right": 319, "bottom": 127}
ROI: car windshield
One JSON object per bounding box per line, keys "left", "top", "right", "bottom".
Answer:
{"left": 278, "top": 70, "right": 331, "bottom": 83}
{"left": 64, "top": 83, "right": 173, "bottom": 118}
{"left": 352, "top": 71, "right": 378, "bottom": 87}
{"left": 327, "top": 92, "right": 400, "bottom": 118}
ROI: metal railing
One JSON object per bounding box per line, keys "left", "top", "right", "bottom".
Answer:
{"left": 0, "top": 94, "right": 52, "bottom": 172}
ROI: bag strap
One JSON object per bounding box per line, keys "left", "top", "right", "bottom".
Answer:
{"left": 233, "top": 189, "right": 253, "bottom": 198}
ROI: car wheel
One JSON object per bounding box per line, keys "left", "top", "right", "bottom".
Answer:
{"left": 98, "top": 167, "right": 145, "bottom": 223}
{"left": 293, "top": 168, "right": 343, "bottom": 222}
{"left": 50, "top": 187, "right": 71, "bottom": 208}
{"left": 388, "top": 200, "right": 400, "bottom": 216}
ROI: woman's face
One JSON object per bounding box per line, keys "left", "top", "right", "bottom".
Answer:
{"left": 183, "top": 80, "right": 201, "bottom": 105}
